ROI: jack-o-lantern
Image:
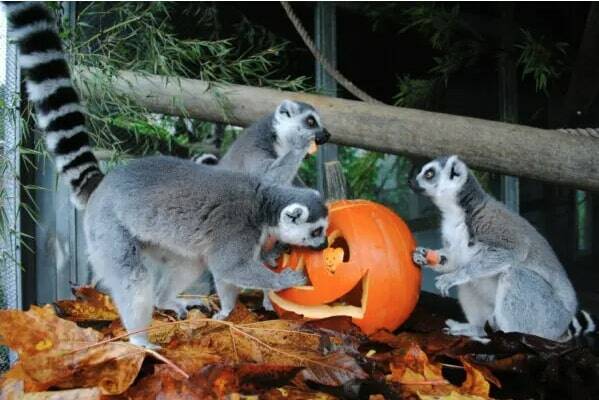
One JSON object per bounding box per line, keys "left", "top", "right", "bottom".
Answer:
{"left": 269, "top": 200, "right": 421, "bottom": 334}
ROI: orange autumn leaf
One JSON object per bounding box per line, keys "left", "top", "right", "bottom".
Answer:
{"left": 458, "top": 360, "right": 495, "bottom": 398}
{"left": 0, "top": 379, "right": 102, "bottom": 400}
{"left": 388, "top": 343, "right": 496, "bottom": 399}
{"left": 54, "top": 285, "right": 119, "bottom": 322}
{"left": 0, "top": 306, "right": 143, "bottom": 395}
{"left": 389, "top": 342, "right": 449, "bottom": 387}
{"left": 124, "top": 363, "right": 306, "bottom": 399}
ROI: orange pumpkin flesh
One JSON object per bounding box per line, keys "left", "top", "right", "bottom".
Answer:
{"left": 269, "top": 200, "right": 421, "bottom": 334}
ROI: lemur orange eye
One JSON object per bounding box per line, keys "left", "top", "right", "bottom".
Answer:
{"left": 306, "top": 116, "right": 317, "bottom": 127}
{"left": 424, "top": 168, "right": 435, "bottom": 180}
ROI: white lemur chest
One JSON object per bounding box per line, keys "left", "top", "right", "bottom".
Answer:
{"left": 440, "top": 203, "right": 476, "bottom": 266}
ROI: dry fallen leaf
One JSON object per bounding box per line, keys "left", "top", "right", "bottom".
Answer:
{"left": 0, "top": 379, "right": 101, "bottom": 400}
{"left": 54, "top": 285, "right": 119, "bottom": 322}
{"left": 388, "top": 342, "right": 495, "bottom": 399}
{"left": 0, "top": 306, "right": 143, "bottom": 395}
{"left": 160, "top": 318, "right": 367, "bottom": 385}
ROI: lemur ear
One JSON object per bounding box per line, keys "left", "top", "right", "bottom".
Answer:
{"left": 276, "top": 100, "right": 299, "bottom": 118}
{"left": 449, "top": 156, "right": 467, "bottom": 180}
{"left": 281, "top": 204, "right": 309, "bottom": 225}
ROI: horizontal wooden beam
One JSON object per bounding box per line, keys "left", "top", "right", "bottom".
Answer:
{"left": 77, "top": 69, "right": 599, "bottom": 192}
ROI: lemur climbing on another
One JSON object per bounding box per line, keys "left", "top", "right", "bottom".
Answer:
{"left": 409, "top": 155, "right": 595, "bottom": 341}
{"left": 4, "top": 1, "right": 330, "bottom": 348}
{"left": 194, "top": 101, "right": 331, "bottom": 309}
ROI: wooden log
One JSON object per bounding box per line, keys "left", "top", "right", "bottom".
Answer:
{"left": 77, "top": 68, "right": 599, "bottom": 192}
{"left": 324, "top": 161, "right": 348, "bottom": 201}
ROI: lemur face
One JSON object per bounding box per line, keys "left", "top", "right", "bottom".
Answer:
{"left": 408, "top": 155, "right": 468, "bottom": 201}
{"left": 273, "top": 100, "right": 331, "bottom": 155}
{"left": 275, "top": 202, "right": 329, "bottom": 250}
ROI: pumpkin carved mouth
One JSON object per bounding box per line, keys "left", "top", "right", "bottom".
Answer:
{"left": 269, "top": 272, "right": 368, "bottom": 319}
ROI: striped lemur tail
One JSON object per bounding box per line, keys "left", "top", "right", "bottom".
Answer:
{"left": 3, "top": 2, "right": 103, "bottom": 209}
{"left": 567, "top": 309, "right": 598, "bottom": 339}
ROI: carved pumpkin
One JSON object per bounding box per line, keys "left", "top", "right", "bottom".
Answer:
{"left": 269, "top": 200, "right": 421, "bottom": 334}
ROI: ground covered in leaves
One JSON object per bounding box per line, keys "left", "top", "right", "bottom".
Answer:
{"left": 0, "top": 288, "right": 598, "bottom": 399}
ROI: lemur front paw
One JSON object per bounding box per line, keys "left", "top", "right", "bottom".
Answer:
{"left": 277, "top": 268, "right": 308, "bottom": 289}
{"left": 290, "top": 131, "right": 314, "bottom": 152}
{"left": 262, "top": 242, "right": 290, "bottom": 268}
{"left": 413, "top": 247, "right": 447, "bottom": 268}
{"left": 435, "top": 272, "right": 467, "bottom": 297}
{"left": 412, "top": 247, "right": 429, "bottom": 266}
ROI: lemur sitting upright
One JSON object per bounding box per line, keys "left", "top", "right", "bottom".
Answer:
{"left": 409, "top": 155, "right": 595, "bottom": 341}
{"left": 4, "top": 1, "right": 329, "bottom": 348}
{"left": 197, "top": 100, "right": 330, "bottom": 187}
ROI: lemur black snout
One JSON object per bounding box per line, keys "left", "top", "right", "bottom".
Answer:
{"left": 315, "top": 128, "right": 331, "bottom": 145}
{"left": 312, "top": 239, "right": 329, "bottom": 250}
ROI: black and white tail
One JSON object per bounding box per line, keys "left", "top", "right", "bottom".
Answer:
{"left": 3, "top": 2, "right": 102, "bottom": 209}
{"left": 566, "top": 309, "right": 598, "bottom": 339}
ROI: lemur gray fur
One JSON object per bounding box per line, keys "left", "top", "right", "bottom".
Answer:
{"left": 198, "top": 101, "right": 329, "bottom": 178}
{"left": 216, "top": 100, "right": 330, "bottom": 183}
{"left": 4, "top": 1, "right": 329, "bottom": 348}
{"left": 409, "top": 155, "right": 596, "bottom": 341}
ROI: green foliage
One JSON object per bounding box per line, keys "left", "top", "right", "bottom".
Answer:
{"left": 365, "top": 3, "right": 569, "bottom": 108}
{"left": 515, "top": 29, "right": 568, "bottom": 94}
{"left": 64, "top": 2, "right": 311, "bottom": 159}
{"left": 393, "top": 76, "right": 436, "bottom": 108}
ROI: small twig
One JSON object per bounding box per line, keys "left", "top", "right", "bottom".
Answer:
{"left": 144, "top": 347, "right": 189, "bottom": 379}
{"left": 440, "top": 363, "right": 465, "bottom": 370}
{"left": 229, "top": 326, "right": 239, "bottom": 363}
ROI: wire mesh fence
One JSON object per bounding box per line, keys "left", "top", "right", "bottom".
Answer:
{"left": 1, "top": 41, "right": 22, "bottom": 372}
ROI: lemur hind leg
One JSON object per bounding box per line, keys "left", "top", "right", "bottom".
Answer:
{"left": 212, "top": 280, "right": 241, "bottom": 320}
{"left": 151, "top": 252, "right": 208, "bottom": 319}
{"left": 494, "top": 268, "right": 572, "bottom": 340}
{"left": 88, "top": 225, "right": 158, "bottom": 349}
{"left": 446, "top": 282, "right": 497, "bottom": 339}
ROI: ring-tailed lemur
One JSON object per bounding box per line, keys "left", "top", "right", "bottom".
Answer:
{"left": 217, "top": 100, "right": 330, "bottom": 183}
{"left": 4, "top": 2, "right": 329, "bottom": 348}
{"left": 201, "top": 100, "right": 330, "bottom": 186}
{"left": 409, "top": 155, "right": 595, "bottom": 341}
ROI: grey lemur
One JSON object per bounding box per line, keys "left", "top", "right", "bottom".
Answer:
{"left": 5, "top": 2, "right": 329, "bottom": 348}
{"left": 216, "top": 99, "right": 330, "bottom": 185}
{"left": 409, "top": 155, "right": 595, "bottom": 341}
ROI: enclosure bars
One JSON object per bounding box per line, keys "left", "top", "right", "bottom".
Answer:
{"left": 314, "top": 3, "right": 339, "bottom": 195}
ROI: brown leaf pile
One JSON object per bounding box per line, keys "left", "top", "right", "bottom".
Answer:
{"left": 0, "top": 287, "right": 598, "bottom": 399}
